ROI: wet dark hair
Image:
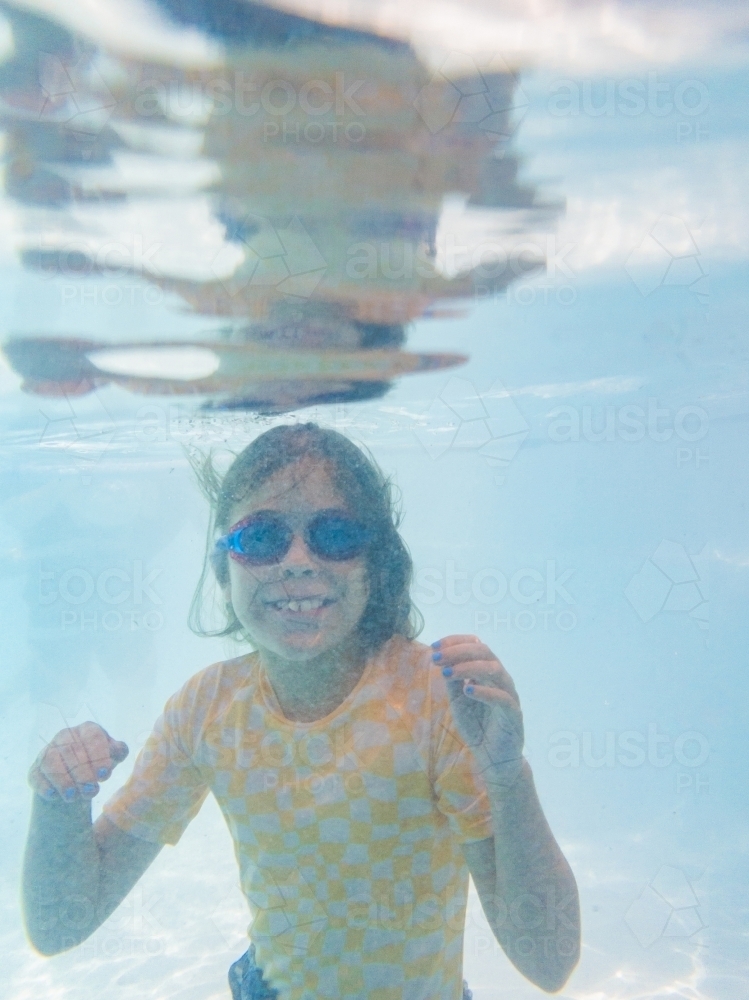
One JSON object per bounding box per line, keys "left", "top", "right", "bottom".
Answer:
{"left": 189, "top": 423, "right": 423, "bottom": 651}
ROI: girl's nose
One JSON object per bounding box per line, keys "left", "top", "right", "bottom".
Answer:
{"left": 281, "top": 530, "right": 316, "bottom": 571}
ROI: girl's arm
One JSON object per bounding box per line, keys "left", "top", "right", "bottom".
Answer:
{"left": 432, "top": 635, "right": 580, "bottom": 991}
{"left": 22, "top": 722, "right": 163, "bottom": 955}
{"left": 462, "top": 759, "right": 580, "bottom": 992}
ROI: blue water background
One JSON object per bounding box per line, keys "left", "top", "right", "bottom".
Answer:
{"left": 0, "top": 34, "right": 747, "bottom": 1000}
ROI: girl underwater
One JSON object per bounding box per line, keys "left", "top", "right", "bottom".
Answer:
{"left": 23, "top": 423, "right": 580, "bottom": 999}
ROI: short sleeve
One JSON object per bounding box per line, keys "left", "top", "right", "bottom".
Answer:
{"left": 430, "top": 678, "right": 494, "bottom": 845}
{"left": 102, "top": 688, "right": 210, "bottom": 846}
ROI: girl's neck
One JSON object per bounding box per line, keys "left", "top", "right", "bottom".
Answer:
{"left": 258, "top": 640, "right": 368, "bottom": 723}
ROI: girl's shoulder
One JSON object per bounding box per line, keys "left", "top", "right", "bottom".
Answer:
{"left": 373, "top": 637, "right": 456, "bottom": 752}
{"left": 377, "top": 634, "right": 441, "bottom": 699}
{"left": 382, "top": 634, "right": 430, "bottom": 666}
{"left": 165, "top": 651, "right": 261, "bottom": 723}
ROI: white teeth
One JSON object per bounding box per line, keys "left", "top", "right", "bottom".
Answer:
{"left": 271, "top": 598, "right": 326, "bottom": 612}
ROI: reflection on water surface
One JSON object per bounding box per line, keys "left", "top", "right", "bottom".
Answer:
{"left": 1, "top": 0, "right": 555, "bottom": 411}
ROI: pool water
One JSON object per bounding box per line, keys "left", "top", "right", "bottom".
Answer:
{"left": 1, "top": 1, "right": 747, "bottom": 998}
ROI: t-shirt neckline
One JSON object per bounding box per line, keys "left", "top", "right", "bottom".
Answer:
{"left": 256, "top": 640, "right": 391, "bottom": 728}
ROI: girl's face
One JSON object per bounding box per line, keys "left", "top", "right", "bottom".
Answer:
{"left": 223, "top": 457, "right": 369, "bottom": 662}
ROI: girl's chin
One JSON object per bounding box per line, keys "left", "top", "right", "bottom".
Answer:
{"left": 255, "top": 628, "right": 359, "bottom": 661}
{"left": 260, "top": 632, "right": 336, "bottom": 659}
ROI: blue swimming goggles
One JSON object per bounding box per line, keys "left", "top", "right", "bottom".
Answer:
{"left": 215, "top": 509, "right": 372, "bottom": 566}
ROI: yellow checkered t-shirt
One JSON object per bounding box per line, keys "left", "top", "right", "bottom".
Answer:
{"left": 103, "top": 636, "right": 493, "bottom": 1000}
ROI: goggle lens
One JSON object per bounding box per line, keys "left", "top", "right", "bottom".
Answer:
{"left": 236, "top": 517, "right": 292, "bottom": 565}
{"left": 308, "top": 513, "right": 370, "bottom": 561}
{"left": 218, "top": 511, "right": 370, "bottom": 565}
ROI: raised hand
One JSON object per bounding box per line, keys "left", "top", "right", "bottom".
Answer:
{"left": 431, "top": 634, "right": 524, "bottom": 788}
{"left": 28, "top": 722, "right": 129, "bottom": 803}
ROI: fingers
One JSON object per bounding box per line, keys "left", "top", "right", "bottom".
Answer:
{"left": 444, "top": 671, "right": 520, "bottom": 713}
{"left": 431, "top": 641, "right": 519, "bottom": 701}
{"left": 433, "top": 640, "right": 494, "bottom": 664}
{"left": 109, "top": 738, "right": 130, "bottom": 764}
{"left": 458, "top": 684, "right": 518, "bottom": 709}
{"left": 31, "top": 770, "right": 59, "bottom": 802}
{"left": 432, "top": 634, "right": 481, "bottom": 649}
{"left": 443, "top": 675, "right": 468, "bottom": 700}
{"left": 29, "top": 723, "right": 129, "bottom": 803}
{"left": 448, "top": 659, "right": 517, "bottom": 698}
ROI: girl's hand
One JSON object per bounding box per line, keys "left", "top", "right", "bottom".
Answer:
{"left": 431, "top": 634, "right": 525, "bottom": 788}
{"left": 28, "top": 722, "right": 129, "bottom": 803}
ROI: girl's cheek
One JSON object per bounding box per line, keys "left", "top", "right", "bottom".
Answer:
{"left": 344, "top": 567, "right": 369, "bottom": 621}
{"left": 355, "top": 565, "right": 370, "bottom": 599}
{"left": 228, "top": 571, "right": 262, "bottom": 612}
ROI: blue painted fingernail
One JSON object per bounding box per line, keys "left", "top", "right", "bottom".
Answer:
{"left": 64, "top": 787, "right": 76, "bottom": 800}
{"left": 432, "top": 651, "right": 442, "bottom": 661}
{"left": 442, "top": 666, "right": 453, "bottom": 677}
{"left": 83, "top": 783, "right": 96, "bottom": 795}
{"left": 44, "top": 788, "right": 56, "bottom": 800}
{"left": 431, "top": 641, "right": 441, "bottom": 649}
{"left": 465, "top": 685, "right": 474, "bottom": 695}
{"left": 97, "top": 767, "right": 108, "bottom": 779}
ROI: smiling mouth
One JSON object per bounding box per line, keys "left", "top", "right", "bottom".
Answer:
{"left": 265, "top": 597, "right": 334, "bottom": 613}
